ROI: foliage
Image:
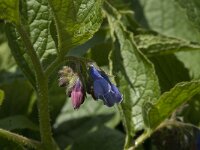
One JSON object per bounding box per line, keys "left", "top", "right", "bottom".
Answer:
{"left": 0, "top": 0, "right": 200, "bottom": 150}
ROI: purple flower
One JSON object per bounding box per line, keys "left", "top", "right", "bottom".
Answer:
{"left": 70, "top": 79, "right": 85, "bottom": 109}
{"left": 89, "top": 66, "right": 123, "bottom": 107}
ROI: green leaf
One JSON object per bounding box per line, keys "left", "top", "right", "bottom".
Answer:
{"left": 0, "top": 89, "right": 4, "bottom": 106}
{"left": 21, "top": 0, "right": 57, "bottom": 68}
{"left": 48, "top": 0, "right": 104, "bottom": 53}
{"left": 105, "top": 3, "right": 160, "bottom": 135}
{"left": 133, "top": 0, "right": 200, "bottom": 42}
{"left": 143, "top": 81, "right": 200, "bottom": 129}
{"left": 134, "top": 29, "right": 200, "bottom": 56}
{"left": 5, "top": 0, "right": 58, "bottom": 87}
{"left": 54, "top": 96, "right": 120, "bottom": 129}
{"left": 175, "top": 0, "right": 200, "bottom": 32}
{"left": 0, "top": 0, "right": 19, "bottom": 24}
{"left": 0, "top": 115, "right": 38, "bottom": 131}
{"left": 71, "top": 127, "right": 125, "bottom": 150}
{"left": 54, "top": 96, "right": 121, "bottom": 149}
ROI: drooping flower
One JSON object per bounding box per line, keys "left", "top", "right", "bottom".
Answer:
{"left": 89, "top": 65, "right": 123, "bottom": 107}
{"left": 70, "top": 79, "right": 85, "bottom": 109}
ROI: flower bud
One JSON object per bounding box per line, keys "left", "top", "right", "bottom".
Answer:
{"left": 70, "top": 79, "right": 85, "bottom": 109}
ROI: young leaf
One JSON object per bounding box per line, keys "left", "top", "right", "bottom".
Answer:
{"left": 0, "top": 0, "right": 19, "bottom": 24}
{"left": 134, "top": 30, "right": 200, "bottom": 56}
{"left": 48, "top": 0, "right": 104, "bottom": 53}
{"left": 105, "top": 3, "right": 160, "bottom": 136}
{"left": 0, "top": 89, "right": 4, "bottom": 106}
{"left": 143, "top": 81, "right": 200, "bottom": 129}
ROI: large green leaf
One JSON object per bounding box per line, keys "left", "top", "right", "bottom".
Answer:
{"left": 21, "top": 0, "right": 57, "bottom": 68}
{"left": 0, "top": 0, "right": 19, "bottom": 24}
{"left": 143, "top": 81, "right": 200, "bottom": 129}
{"left": 54, "top": 96, "right": 120, "bottom": 129}
{"left": 131, "top": 0, "right": 200, "bottom": 81}
{"left": 175, "top": 0, "right": 200, "bottom": 32}
{"left": 105, "top": 3, "right": 160, "bottom": 135}
{"left": 48, "top": 0, "right": 104, "bottom": 53}
{"left": 54, "top": 96, "right": 121, "bottom": 149}
{"left": 133, "top": 0, "right": 200, "bottom": 42}
{"left": 0, "top": 89, "right": 4, "bottom": 106}
{"left": 5, "top": 0, "right": 57, "bottom": 87}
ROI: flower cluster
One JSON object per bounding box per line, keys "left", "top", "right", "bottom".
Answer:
{"left": 58, "top": 64, "right": 122, "bottom": 109}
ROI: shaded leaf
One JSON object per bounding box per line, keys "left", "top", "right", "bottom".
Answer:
{"left": 181, "top": 94, "right": 200, "bottom": 126}
{"left": 54, "top": 96, "right": 120, "bottom": 129}
{"left": 0, "top": 115, "right": 38, "bottom": 131}
{"left": 5, "top": 26, "right": 36, "bottom": 88}
{"left": 0, "top": 89, "right": 4, "bottom": 106}
{"left": 48, "top": 0, "right": 104, "bottom": 53}
{"left": 143, "top": 81, "right": 200, "bottom": 129}
{"left": 0, "top": 137, "right": 25, "bottom": 150}
{"left": 54, "top": 96, "right": 121, "bottom": 149}
{"left": 150, "top": 54, "right": 190, "bottom": 93}
{"left": 71, "top": 127, "right": 125, "bottom": 150}
{"left": 0, "top": 72, "right": 33, "bottom": 117}
{"left": 0, "top": 0, "right": 19, "bottom": 24}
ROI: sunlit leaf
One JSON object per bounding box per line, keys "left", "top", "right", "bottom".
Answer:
{"left": 48, "top": 0, "right": 104, "bottom": 53}
{"left": 143, "top": 81, "right": 200, "bottom": 129}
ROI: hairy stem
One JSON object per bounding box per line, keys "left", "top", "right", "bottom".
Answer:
{"left": 16, "top": 24, "right": 55, "bottom": 149}
{"left": 0, "top": 128, "right": 42, "bottom": 149}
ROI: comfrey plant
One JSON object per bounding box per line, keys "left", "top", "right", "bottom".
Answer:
{"left": 59, "top": 64, "right": 123, "bottom": 109}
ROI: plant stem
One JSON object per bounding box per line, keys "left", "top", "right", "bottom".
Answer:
{"left": 0, "top": 128, "right": 42, "bottom": 149}
{"left": 16, "top": 24, "right": 55, "bottom": 149}
{"left": 128, "top": 131, "right": 151, "bottom": 150}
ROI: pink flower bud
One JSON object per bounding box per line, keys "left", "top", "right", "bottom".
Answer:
{"left": 70, "top": 79, "right": 85, "bottom": 109}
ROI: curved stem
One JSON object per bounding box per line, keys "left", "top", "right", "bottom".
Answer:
{"left": 45, "top": 56, "right": 93, "bottom": 77}
{"left": 0, "top": 128, "right": 42, "bottom": 149}
{"left": 16, "top": 24, "right": 55, "bottom": 149}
